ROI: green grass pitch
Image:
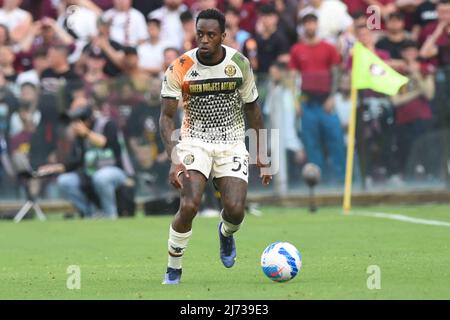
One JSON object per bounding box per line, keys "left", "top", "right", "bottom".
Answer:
{"left": 0, "top": 205, "right": 449, "bottom": 299}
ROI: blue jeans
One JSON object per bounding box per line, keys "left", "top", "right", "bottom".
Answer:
{"left": 301, "top": 101, "right": 346, "bottom": 183}
{"left": 57, "top": 166, "right": 127, "bottom": 218}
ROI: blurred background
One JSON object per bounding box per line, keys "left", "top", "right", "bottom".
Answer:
{"left": 1, "top": 0, "right": 450, "bottom": 217}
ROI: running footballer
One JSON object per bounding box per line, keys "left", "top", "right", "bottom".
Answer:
{"left": 159, "top": 9, "right": 272, "bottom": 284}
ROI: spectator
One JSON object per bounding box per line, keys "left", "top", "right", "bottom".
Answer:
{"left": 15, "top": 47, "right": 48, "bottom": 88}
{"left": 224, "top": 7, "right": 250, "bottom": 51}
{"left": 298, "top": 0, "right": 353, "bottom": 44}
{"left": 180, "top": 10, "right": 196, "bottom": 52}
{"left": 7, "top": 84, "right": 42, "bottom": 189}
{"left": 274, "top": 0, "right": 298, "bottom": 46}
{"left": 395, "top": 0, "right": 420, "bottom": 32}
{"left": 376, "top": 11, "right": 411, "bottom": 70}
{"left": 0, "top": 70, "right": 19, "bottom": 135}
{"left": 37, "top": 105, "right": 130, "bottom": 219}
{"left": 103, "top": 0, "right": 148, "bottom": 47}
{"left": 40, "top": 44, "right": 82, "bottom": 111}
{"left": 82, "top": 47, "right": 108, "bottom": 102}
{"left": 334, "top": 72, "right": 352, "bottom": 144}
{"left": 419, "top": 5, "right": 450, "bottom": 67}
{"left": 80, "top": 16, "right": 124, "bottom": 77}
{"left": 0, "top": 45, "right": 17, "bottom": 86}
{"left": 137, "top": 18, "right": 169, "bottom": 76}
{"left": 243, "top": 4, "right": 290, "bottom": 75}
{"left": 148, "top": 0, "right": 187, "bottom": 50}
{"left": 264, "top": 61, "right": 305, "bottom": 191}
{"left": 336, "top": 11, "right": 368, "bottom": 68}
{"left": 224, "top": 20, "right": 240, "bottom": 50}
{"left": 288, "top": 13, "right": 346, "bottom": 183}
{"left": 418, "top": 0, "right": 450, "bottom": 49}
{"left": 0, "top": 0, "right": 33, "bottom": 44}
{"left": 121, "top": 46, "right": 151, "bottom": 93}
{"left": 412, "top": 0, "right": 438, "bottom": 40}
{"left": 8, "top": 82, "right": 40, "bottom": 138}
{"left": 126, "top": 77, "right": 168, "bottom": 185}
{"left": 222, "top": 0, "right": 258, "bottom": 34}
{"left": 419, "top": 4, "right": 450, "bottom": 125}
{"left": 391, "top": 40, "right": 435, "bottom": 179}
{"left": 161, "top": 46, "right": 179, "bottom": 78}
{"left": 15, "top": 16, "right": 74, "bottom": 72}
{"left": 107, "top": 46, "right": 151, "bottom": 130}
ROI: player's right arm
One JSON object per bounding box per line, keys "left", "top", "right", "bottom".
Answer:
{"left": 160, "top": 57, "right": 193, "bottom": 189}
{"left": 160, "top": 98, "right": 190, "bottom": 189}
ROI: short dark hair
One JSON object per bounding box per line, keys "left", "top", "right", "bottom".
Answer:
{"left": 300, "top": 13, "right": 318, "bottom": 25}
{"left": 196, "top": 9, "right": 226, "bottom": 33}
{"left": 147, "top": 18, "right": 161, "bottom": 27}
{"left": 123, "top": 46, "right": 138, "bottom": 56}
{"left": 258, "top": 4, "right": 277, "bottom": 15}
{"left": 180, "top": 10, "right": 193, "bottom": 24}
{"left": 49, "top": 44, "right": 70, "bottom": 55}
{"left": 164, "top": 47, "right": 179, "bottom": 55}
{"left": 387, "top": 11, "right": 404, "bottom": 21}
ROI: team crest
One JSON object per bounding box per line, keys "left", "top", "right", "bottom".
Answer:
{"left": 224, "top": 64, "right": 236, "bottom": 77}
{"left": 183, "top": 154, "right": 195, "bottom": 165}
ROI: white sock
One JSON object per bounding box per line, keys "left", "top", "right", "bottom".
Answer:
{"left": 167, "top": 225, "right": 192, "bottom": 270}
{"left": 220, "top": 211, "right": 242, "bottom": 237}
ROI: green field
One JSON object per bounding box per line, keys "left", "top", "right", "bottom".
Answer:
{"left": 0, "top": 205, "right": 449, "bottom": 300}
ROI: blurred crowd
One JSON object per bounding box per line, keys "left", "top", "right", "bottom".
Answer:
{"left": 0, "top": 0, "right": 450, "bottom": 204}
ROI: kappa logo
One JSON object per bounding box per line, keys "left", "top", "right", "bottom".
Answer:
{"left": 170, "top": 246, "right": 184, "bottom": 254}
{"left": 190, "top": 70, "right": 200, "bottom": 77}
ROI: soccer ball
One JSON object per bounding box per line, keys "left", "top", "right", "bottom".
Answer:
{"left": 261, "top": 242, "right": 302, "bottom": 282}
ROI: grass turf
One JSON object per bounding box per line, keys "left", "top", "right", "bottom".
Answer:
{"left": 0, "top": 205, "right": 449, "bottom": 300}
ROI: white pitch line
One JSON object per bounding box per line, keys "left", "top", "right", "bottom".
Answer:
{"left": 350, "top": 211, "right": 450, "bottom": 228}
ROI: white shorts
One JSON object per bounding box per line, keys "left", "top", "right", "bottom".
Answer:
{"left": 175, "top": 139, "right": 249, "bottom": 183}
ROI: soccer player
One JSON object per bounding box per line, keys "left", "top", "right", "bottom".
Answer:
{"left": 159, "top": 8, "right": 272, "bottom": 284}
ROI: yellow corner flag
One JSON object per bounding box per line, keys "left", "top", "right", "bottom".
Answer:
{"left": 343, "top": 42, "right": 409, "bottom": 213}
{"left": 352, "top": 42, "right": 409, "bottom": 96}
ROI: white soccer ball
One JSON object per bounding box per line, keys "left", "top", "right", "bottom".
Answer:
{"left": 261, "top": 242, "right": 302, "bottom": 282}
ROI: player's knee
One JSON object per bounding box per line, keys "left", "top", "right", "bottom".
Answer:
{"left": 223, "top": 200, "right": 246, "bottom": 219}
{"left": 180, "top": 198, "right": 202, "bottom": 216}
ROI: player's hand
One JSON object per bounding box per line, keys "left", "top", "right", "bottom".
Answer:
{"left": 169, "top": 162, "right": 190, "bottom": 190}
{"left": 257, "top": 160, "right": 272, "bottom": 186}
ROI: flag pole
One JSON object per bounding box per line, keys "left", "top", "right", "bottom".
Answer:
{"left": 343, "top": 85, "right": 358, "bottom": 213}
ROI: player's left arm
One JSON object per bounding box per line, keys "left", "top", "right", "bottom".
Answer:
{"left": 244, "top": 101, "right": 272, "bottom": 186}
{"left": 239, "top": 53, "right": 272, "bottom": 185}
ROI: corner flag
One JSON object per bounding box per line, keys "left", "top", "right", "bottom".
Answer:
{"left": 343, "top": 42, "right": 409, "bottom": 213}
{"left": 352, "top": 42, "right": 409, "bottom": 96}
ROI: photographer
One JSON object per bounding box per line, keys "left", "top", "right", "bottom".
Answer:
{"left": 37, "top": 105, "right": 130, "bottom": 219}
